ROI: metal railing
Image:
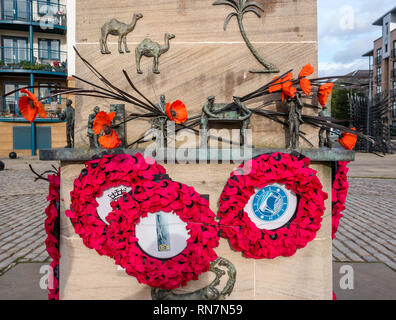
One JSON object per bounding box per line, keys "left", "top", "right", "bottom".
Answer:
{"left": 375, "top": 55, "right": 382, "bottom": 65}
{"left": 0, "top": 47, "right": 67, "bottom": 73}
{"left": 0, "top": 0, "right": 66, "bottom": 28}
{"left": 375, "top": 75, "right": 382, "bottom": 84}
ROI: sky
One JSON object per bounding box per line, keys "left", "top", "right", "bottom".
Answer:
{"left": 318, "top": 0, "right": 395, "bottom": 77}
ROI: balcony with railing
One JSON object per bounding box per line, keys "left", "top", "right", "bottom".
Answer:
{"left": 375, "top": 55, "right": 382, "bottom": 65}
{"left": 0, "top": 46, "right": 67, "bottom": 75}
{"left": 375, "top": 74, "right": 382, "bottom": 84}
{"left": 1, "top": 96, "right": 68, "bottom": 120}
{"left": 392, "top": 49, "right": 396, "bottom": 59}
{"left": 0, "top": 1, "right": 66, "bottom": 30}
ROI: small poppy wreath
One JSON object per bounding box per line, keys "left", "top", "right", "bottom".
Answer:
{"left": 45, "top": 170, "right": 60, "bottom": 300}
{"left": 105, "top": 178, "right": 219, "bottom": 290}
{"left": 218, "top": 153, "right": 328, "bottom": 259}
{"left": 65, "top": 153, "right": 166, "bottom": 258}
{"left": 332, "top": 161, "right": 350, "bottom": 239}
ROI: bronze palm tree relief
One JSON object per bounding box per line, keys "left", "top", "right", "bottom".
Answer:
{"left": 213, "top": 0, "right": 279, "bottom": 73}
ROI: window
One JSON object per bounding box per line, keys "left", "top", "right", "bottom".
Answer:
{"left": 1, "top": 36, "right": 28, "bottom": 64}
{"left": 393, "top": 61, "right": 396, "bottom": 77}
{"left": 1, "top": 0, "right": 29, "bottom": 21}
{"left": 38, "top": 0, "right": 60, "bottom": 16}
{"left": 377, "top": 86, "right": 382, "bottom": 94}
{"left": 377, "top": 48, "right": 382, "bottom": 57}
{"left": 38, "top": 39, "right": 60, "bottom": 60}
{"left": 377, "top": 66, "right": 382, "bottom": 82}
{"left": 39, "top": 83, "right": 61, "bottom": 105}
{"left": 393, "top": 101, "right": 396, "bottom": 118}
{"left": 2, "top": 83, "right": 29, "bottom": 117}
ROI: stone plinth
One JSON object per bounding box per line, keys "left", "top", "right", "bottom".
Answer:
{"left": 58, "top": 158, "right": 332, "bottom": 300}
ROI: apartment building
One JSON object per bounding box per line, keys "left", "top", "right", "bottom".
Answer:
{"left": 0, "top": 0, "right": 68, "bottom": 156}
{"left": 363, "top": 7, "right": 396, "bottom": 135}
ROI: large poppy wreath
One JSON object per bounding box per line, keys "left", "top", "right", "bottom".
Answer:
{"left": 332, "top": 161, "right": 350, "bottom": 239}
{"left": 218, "top": 152, "right": 328, "bottom": 259}
{"left": 104, "top": 178, "right": 219, "bottom": 290}
{"left": 65, "top": 153, "right": 166, "bottom": 258}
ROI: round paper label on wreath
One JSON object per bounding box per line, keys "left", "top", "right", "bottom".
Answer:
{"left": 135, "top": 211, "right": 189, "bottom": 260}
{"left": 96, "top": 185, "right": 132, "bottom": 224}
{"left": 245, "top": 183, "right": 298, "bottom": 231}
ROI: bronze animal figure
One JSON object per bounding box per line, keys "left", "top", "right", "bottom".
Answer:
{"left": 135, "top": 33, "right": 175, "bottom": 74}
{"left": 100, "top": 13, "right": 143, "bottom": 54}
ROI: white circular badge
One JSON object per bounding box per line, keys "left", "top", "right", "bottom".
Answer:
{"left": 244, "top": 183, "right": 298, "bottom": 231}
{"left": 135, "top": 211, "right": 189, "bottom": 260}
{"left": 96, "top": 185, "right": 132, "bottom": 224}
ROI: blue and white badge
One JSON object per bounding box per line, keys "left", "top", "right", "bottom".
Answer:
{"left": 245, "top": 183, "right": 297, "bottom": 231}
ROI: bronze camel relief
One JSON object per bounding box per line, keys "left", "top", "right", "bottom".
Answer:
{"left": 135, "top": 33, "right": 175, "bottom": 74}
{"left": 100, "top": 13, "right": 143, "bottom": 54}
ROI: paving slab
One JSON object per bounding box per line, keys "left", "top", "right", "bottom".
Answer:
{"left": 333, "top": 262, "right": 396, "bottom": 300}
{"left": 0, "top": 263, "right": 48, "bottom": 300}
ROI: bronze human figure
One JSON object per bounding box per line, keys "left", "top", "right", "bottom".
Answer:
{"left": 200, "top": 96, "right": 252, "bottom": 147}
{"left": 286, "top": 93, "right": 304, "bottom": 151}
{"left": 57, "top": 99, "right": 75, "bottom": 148}
{"left": 100, "top": 13, "right": 143, "bottom": 54}
{"left": 88, "top": 106, "right": 100, "bottom": 148}
{"left": 135, "top": 33, "right": 175, "bottom": 74}
{"left": 318, "top": 106, "right": 335, "bottom": 148}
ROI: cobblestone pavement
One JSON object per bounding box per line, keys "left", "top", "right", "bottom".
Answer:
{"left": 0, "top": 158, "right": 59, "bottom": 274}
{"left": 333, "top": 177, "right": 396, "bottom": 271}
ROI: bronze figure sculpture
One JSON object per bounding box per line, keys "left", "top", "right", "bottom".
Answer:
{"left": 286, "top": 93, "right": 304, "bottom": 151}
{"left": 151, "top": 94, "right": 168, "bottom": 142}
{"left": 213, "top": 0, "right": 279, "bottom": 73}
{"left": 135, "top": 33, "right": 175, "bottom": 74}
{"left": 151, "top": 257, "right": 236, "bottom": 300}
{"left": 100, "top": 13, "right": 143, "bottom": 54}
{"left": 318, "top": 106, "right": 335, "bottom": 148}
{"left": 201, "top": 96, "right": 252, "bottom": 147}
{"left": 87, "top": 106, "right": 100, "bottom": 148}
{"left": 57, "top": 99, "right": 75, "bottom": 148}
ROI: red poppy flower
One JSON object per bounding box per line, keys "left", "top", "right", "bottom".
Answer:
{"left": 166, "top": 100, "right": 188, "bottom": 124}
{"left": 93, "top": 111, "right": 116, "bottom": 135}
{"left": 269, "top": 73, "right": 296, "bottom": 102}
{"left": 18, "top": 89, "right": 47, "bottom": 123}
{"left": 299, "top": 64, "right": 314, "bottom": 96}
{"left": 318, "top": 83, "right": 334, "bottom": 107}
{"left": 98, "top": 129, "right": 122, "bottom": 149}
{"left": 338, "top": 128, "right": 357, "bottom": 151}
{"left": 93, "top": 111, "right": 121, "bottom": 149}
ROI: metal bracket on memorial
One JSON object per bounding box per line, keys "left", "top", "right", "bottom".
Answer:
{"left": 151, "top": 257, "right": 236, "bottom": 300}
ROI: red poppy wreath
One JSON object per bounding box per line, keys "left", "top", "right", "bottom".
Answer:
{"left": 218, "top": 152, "right": 328, "bottom": 259}
{"left": 332, "top": 161, "right": 350, "bottom": 239}
{"left": 45, "top": 169, "right": 60, "bottom": 300}
{"left": 104, "top": 178, "right": 219, "bottom": 290}
{"left": 65, "top": 153, "right": 166, "bottom": 258}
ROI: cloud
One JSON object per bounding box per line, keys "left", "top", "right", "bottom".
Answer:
{"left": 318, "top": 0, "right": 396, "bottom": 77}
{"left": 319, "top": 59, "right": 369, "bottom": 77}
{"left": 332, "top": 36, "right": 373, "bottom": 63}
